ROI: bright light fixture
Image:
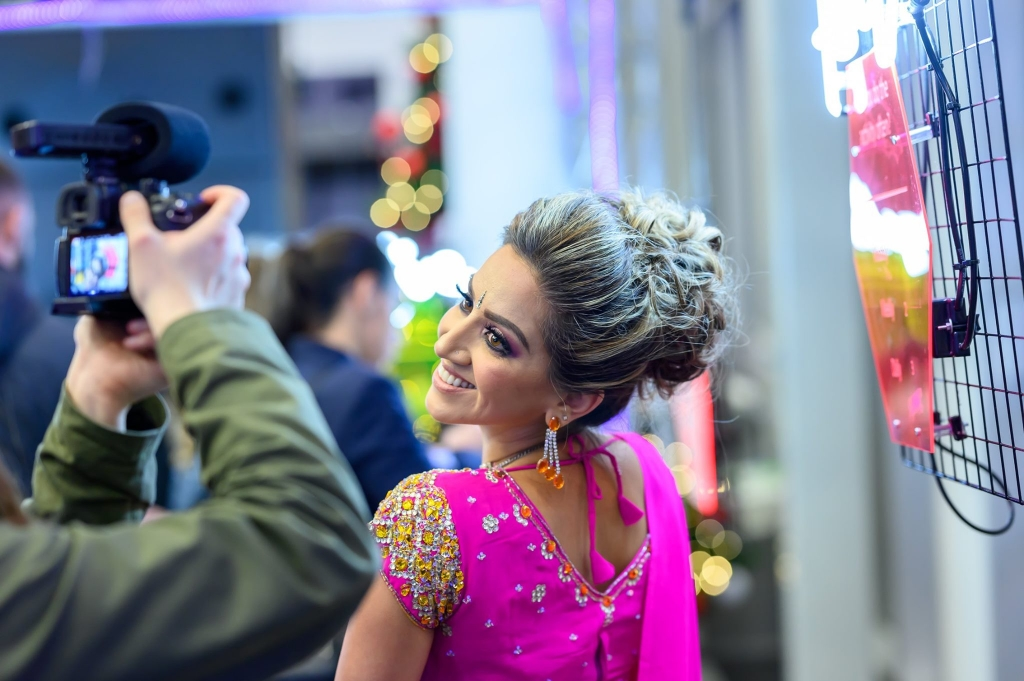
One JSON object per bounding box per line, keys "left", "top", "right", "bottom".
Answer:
{"left": 811, "top": 0, "right": 913, "bottom": 117}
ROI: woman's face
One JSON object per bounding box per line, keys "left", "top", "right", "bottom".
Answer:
{"left": 426, "top": 245, "right": 560, "bottom": 430}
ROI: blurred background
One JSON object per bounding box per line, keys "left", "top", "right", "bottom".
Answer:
{"left": 2, "top": 0, "right": 1024, "bottom": 680}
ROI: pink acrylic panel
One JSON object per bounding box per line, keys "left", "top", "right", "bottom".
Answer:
{"left": 846, "top": 50, "right": 935, "bottom": 451}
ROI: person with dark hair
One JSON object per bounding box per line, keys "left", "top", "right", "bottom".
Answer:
{"left": 337, "top": 189, "right": 736, "bottom": 681}
{"left": 254, "top": 227, "right": 430, "bottom": 511}
{"left": 0, "top": 159, "right": 76, "bottom": 494}
{"left": 0, "top": 186, "right": 377, "bottom": 680}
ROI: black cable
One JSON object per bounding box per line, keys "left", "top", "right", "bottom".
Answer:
{"left": 911, "top": 1, "right": 981, "bottom": 353}
{"left": 932, "top": 441, "right": 1015, "bottom": 535}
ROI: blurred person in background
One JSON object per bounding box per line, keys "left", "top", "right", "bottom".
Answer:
{"left": 337, "top": 189, "right": 733, "bottom": 681}
{"left": 0, "top": 186, "right": 377, "bottom": 681}
{"left": 0, "top": 159, "right": 76, "bottom": 494}
{"left": 251, "top": 226, "right": 430, "bottom": 511}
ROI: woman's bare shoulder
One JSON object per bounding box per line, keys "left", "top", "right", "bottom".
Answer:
{"left": 597, "top": 433, "right": 647, "bottom": 472}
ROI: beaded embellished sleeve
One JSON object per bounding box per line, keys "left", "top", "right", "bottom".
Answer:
{"left": 371, "top": 472, "right": 464, "bottom": 630}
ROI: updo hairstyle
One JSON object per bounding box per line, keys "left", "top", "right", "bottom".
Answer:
{"left": 503, "top": 188, "right": 735, "bottom": 427}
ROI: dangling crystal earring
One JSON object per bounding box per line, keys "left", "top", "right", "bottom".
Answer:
{"left": 537, "top": 416, "right": 565, "bottom": 490}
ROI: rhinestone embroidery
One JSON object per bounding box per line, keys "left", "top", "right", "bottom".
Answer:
{"left": 513, "top": 504, "right": 531, "bottom": 526}
{"left": 601, "top": 601, "right": 616, "bottom": 627}
{"left": 477, "top": 552, "right": 486, "bottom": 560}
{"left": 527, "top": 543, "right": 537, "bottom": 551}
{"left": 569, "top": 633, "right": 578, "bottom": 641}
{"left": 485, "top": 619, "right": 494, "bottom": 628}
{"left": 559, "top": 563, "right": 574, "bottom": 583}
{"left": 513, "top": 646, "right": 523, "bottom": 655}
{"left": 482, "top": 515, "right": 499, "bottom": 534}
{"left": 498, "top": 512, "right": 509, "bottom": 521}
{"left": 467, "top": 496, "right": 477, "bottom": 504}
{"left": 532, "top": 584, "right": 546, "bottom": 602}
{"left": 514, "top": 584, "right": 523, "bottom": 593}
{"left": 370, "top": 472, "right": 463, "bottom": 630}
{"left": 557, "top": 542, "right": 651, "bottom": 624}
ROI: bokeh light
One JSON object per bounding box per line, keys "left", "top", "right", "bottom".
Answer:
{"left": 386, "top": 182, "right": 416, "bottom": 211}
{"left": 401, "top": 205, "right": 431, "bottom": 231}
{"left": 390, "top": 302, "right": 416, "bottom": 329}
{"left": 421, "top": 41, "right": 440, "bottom": 64}
{"left": 396, "top": 147, "right": 428, "bottom": 178}
{"left": 370, "top": 198, "right": 400, "bottom": 228}
{"left": 404, "top": 124, "right": 433, "bottom": 145}
{"left": 412, "top": 413, "right": 442, "bottom": 442}
{"left": 700, "top": 556, "right": 733, "bottom": 596}
{"left": 665, "top": 441, "right": 694, "bottom": 467}
{"left": 690, "top": 550, "right": 710, "bottom": 575}
{"left": 421, "top": 169, "right": 449, "bottom": 193}
{"left": 409, "top": 43, "right": 437, "bottom": 74}
{"left": 404, "top": 104, "right": 433, "bottom": 133}
{"left": 416, "top": 184, "right": 444, "bottom": 214}
{"left": 717, "top": 530, "right": 744, "bottom": 560}
{"left": 383, "top": 234, "right": 418, "bottom": 264}
{"left": 672, "top": 464, "right": 696, "bottom": 496}
{"left": 415, "top": 96, "right": 441, "bottom": 124}
{"left": 425, "top": 33, "right": 454, "bottom": 62}
{"left": 421, "top": 249, "right": 472, "bottom": 298}
{"left": 695, "top": 519, "right": 726, "bottom": 549}
{"left": 381, "top": 157, "right": 411, "bottom": 185}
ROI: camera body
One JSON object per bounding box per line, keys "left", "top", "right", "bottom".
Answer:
{"left": 50, "top": 177, "right": 208, "bottom": 318}
{"left": 10, "top": 102, "right": 211, "bottom": 319}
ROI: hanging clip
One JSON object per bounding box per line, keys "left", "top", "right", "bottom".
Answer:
{"left": 933, "top": 411, "right": 968, "bottom": 441}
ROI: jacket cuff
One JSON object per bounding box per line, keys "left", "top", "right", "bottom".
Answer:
{"left": 27, "top": 388, "right": 168, "bottom": 523}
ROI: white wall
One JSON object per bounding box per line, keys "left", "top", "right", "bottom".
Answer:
{"left": 437, "top": 6, "right": 574, "bottom": 268}
{"left": 280, "top": 13, "right": 427, "bottom": 114}
{"left": 742, "top": 1, "right": 880, "bottom": 679}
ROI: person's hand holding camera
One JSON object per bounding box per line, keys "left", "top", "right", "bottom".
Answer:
{"left": 65, "top": 317, "right": 167, "bottom": 430}
{"left": 65, "top": 186, "right": 250, "bottom": 430}
{"left": 120, "top": 185, "right": 251, "bottom": 338}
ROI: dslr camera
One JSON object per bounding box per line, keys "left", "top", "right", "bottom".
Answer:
{"left": 10, "top": 102, "right": 211, "bottom": 318}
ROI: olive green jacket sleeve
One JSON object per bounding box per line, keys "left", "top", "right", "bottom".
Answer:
{"left": 0, "top": 309, "right": 378, "bottom": 681}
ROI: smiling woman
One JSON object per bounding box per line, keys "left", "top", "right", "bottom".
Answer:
{"left": 337, "top": 188, "right": 735, "bottom": 681}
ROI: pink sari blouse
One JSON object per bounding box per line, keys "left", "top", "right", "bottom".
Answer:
{"left": 370, "top": 432, "right": 701, "bottom": 681}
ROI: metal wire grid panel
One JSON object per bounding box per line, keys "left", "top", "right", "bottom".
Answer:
{"left": 896, "top": 0, "right": 1024, "bottom": 503}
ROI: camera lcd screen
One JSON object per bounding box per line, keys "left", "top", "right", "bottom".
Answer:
{"left": 69, "top": 232, "right": 129, "bottom": 296}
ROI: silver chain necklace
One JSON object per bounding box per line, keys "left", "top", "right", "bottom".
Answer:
{"left": 485, "top": 442, "right": 544, "bottom": 470}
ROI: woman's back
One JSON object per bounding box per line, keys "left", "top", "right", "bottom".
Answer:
{"left": 371, "top": 433, "right": 688, "bottom": 681}
{"left": 511, "top": 435, "right": 648, "bottom": 588}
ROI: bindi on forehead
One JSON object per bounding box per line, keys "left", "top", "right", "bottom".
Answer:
{"left": 476, "top": 291, "right": 487, "bottom": 308}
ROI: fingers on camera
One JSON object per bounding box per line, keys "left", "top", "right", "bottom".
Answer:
{"left": 199, "top": 186, "right": 251, "bottom": 231}
{"left": 120, "top": 191, "right": 159, "bottom": 243}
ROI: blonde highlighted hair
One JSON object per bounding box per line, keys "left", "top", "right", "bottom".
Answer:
{"left": 503, "top": 188, "right": 735, "bottom": 427}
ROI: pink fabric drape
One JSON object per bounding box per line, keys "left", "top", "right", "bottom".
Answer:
{"left": 619, "top": 432, "right": 702, "bottom": 681}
